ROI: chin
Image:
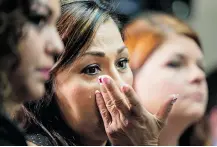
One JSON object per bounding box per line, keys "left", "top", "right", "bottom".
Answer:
{"left": 189, "top": 109, "right": 205, "bottom": 120}
{"left": 28, "top": 83, "right": 45, "bottom": 100}
{"left": 182, "top": 107, "right": 205, "bottom": 123}
{"left": 170, "top": 104, "right": 205, "bottom": 124}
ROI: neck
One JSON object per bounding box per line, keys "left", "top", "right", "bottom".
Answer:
{"left": 159, "top": 117, "right": 193, "bottom": 146}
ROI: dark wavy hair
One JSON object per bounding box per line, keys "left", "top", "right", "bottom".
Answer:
{"left": 0, "top": 0, "right": 35, "bottom": 110}
{"left": 23, "top": 0, "right": 121, "bottom": 145}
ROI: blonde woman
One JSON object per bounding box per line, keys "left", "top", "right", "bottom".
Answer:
{"left": 124, "top": 12, "right": 208, "bottom": 145}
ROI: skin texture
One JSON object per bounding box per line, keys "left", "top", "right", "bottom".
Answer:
{"left": 10, "top": 0, "right": 64, "bottom": 102}
{"left": 55, "top": 19, "right": 133, "bottom": 145}
{"left": 1, "top": 0, "right": 64, "bottom": 117}
{"left": 55, "top": 18, "right": 177, "bottom": 145}
{"left": 133, "top": 33, "right": 208, "bottom": 145}
{"left": 96, "top": 75, "right": 177, "bottom": 145}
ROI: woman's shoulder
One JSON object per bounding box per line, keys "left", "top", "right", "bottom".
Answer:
{"left": 0, "top": 112, "right": 27, "bottom": 145}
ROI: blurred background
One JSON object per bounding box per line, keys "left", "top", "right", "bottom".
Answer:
{"left": 113, "top": 1, "right": 217, "bottom": 145}
{"left": 113, "top": 0, "right": 217, "bottom": 74}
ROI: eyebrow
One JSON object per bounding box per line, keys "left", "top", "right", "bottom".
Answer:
{"left": 36, "top": 0, "right": 52, "bottom": 17}
{"left": 43, "top": 4, "right": 52, "bottom": 17}
{"left": 174, "top": 53, "right": 204, "bottom": 65}
{"left": 174, "top": 53, "right": 185, "bottom": 60}
{"left": 82, "top": 46, "right": 127, "bottom": 57}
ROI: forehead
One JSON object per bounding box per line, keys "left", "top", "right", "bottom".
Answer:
{"left": 87, "top": 18, "right": 125, "bottom": 52}
{"left": 38, "top": 0, "right": 60, "bottom": 17}
{"left": 154, "top": 33, "right": 203, "bottom": 60}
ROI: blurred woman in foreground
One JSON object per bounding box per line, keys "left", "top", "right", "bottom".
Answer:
{"left": 0, "top": 0, "right": 63, "bottom": 145}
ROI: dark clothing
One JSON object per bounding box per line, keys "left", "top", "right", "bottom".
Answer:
{"left": 0, "top": 112, "right": 27, "bottom": 146}
{"left": 27, "top": 131, "right": 112, "bottom": 146}
{"left": 26, "top": 133, "right": 52, "bottom": 146}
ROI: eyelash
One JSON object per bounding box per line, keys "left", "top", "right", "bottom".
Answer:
{"left": 81, "top": 64, "right": 101, "bottom": 75}
{"left": 167, "top": 60, "right": 182, "bottom": 68}
{"left": 29, "top": 12, "right": 48, "bottom": 28}
{"left": 81, "top": 58, "right": 129, "bottom": 76}
{"left": 116, "top": 58, "right": 129, "bottom": 70}
{"left": 167, "top": 60, "right": 205, "bottom": 72}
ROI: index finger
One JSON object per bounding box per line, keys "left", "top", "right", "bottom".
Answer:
{"left": 121, "top": 84, "right": 149, "bottom": 115}
{"left": 98, "top": 75, "right": 129, "bottom": 116}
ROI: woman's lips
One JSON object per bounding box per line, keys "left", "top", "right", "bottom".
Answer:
{"left": 38, "top": 68, "right": 51, "bottom": 80}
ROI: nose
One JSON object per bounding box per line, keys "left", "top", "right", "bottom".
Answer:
{"left": 45, "top": 27, "right": 64, "bottom": 56}
{"left": 108, "top": 68, "right": 126, "bottom": 88}
{"left": 189, "top": 65, "right": 206, "bottom": 85}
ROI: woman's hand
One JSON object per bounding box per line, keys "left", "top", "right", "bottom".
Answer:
{"left": 95, "top": 75, "right": 178, "bottom": 146}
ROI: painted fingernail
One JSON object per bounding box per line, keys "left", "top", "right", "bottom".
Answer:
{"left": 121, "top": 84, "right": 130, "bottom": 93}
{"left": 98, "top": 76, "right": 111, "bottom": 85}
{"left": 98, "top": 76, "right": 103, "bottom": 85}
{"left": 171, "top": 94, "right": 179, "bottom": 104}
{"left": 102, "top": 76, "right": 110, "bottom": 85}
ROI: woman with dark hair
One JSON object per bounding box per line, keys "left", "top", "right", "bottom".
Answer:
{"left": 24, "top": 0, "right": 178, "bottom": 146}
{"left": 0, "top": 0, "right": 63, "bottom": 145}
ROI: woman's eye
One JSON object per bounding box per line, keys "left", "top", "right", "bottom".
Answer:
{"left": 116, "top": 58, "right": 129, "bottom": 70}
{"left": 81, "top": 64, "right": 101, "bottom": 75}
{"left": 29, "top": 13, "right": 48, "bottom": 28}
{"left": 167, "top": 60, "right": 182, "bottom": 68}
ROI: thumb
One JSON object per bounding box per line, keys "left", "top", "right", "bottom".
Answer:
{"left": 155, "top": 94, "right": 179, "bottom": 123}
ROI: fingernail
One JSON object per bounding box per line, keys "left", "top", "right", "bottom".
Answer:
{"left": 121, "top": 84, "right": 130, "bottom": 93}
{"left": 95, "top": 90, "right": 100, "bottom": 94}
{"left": 171, "top": 94, "right": 179, "bottom": 104}
{"left": 98, "top": 76, "right": 111, "bottom": 85}
{"left": 102, "top": 76, "right": 110, "bottom": 85}
{"left": 95, "top": 90, "right": 101, "bottom": 98}
{"left": 171, "top": 97, "right": 177, "bottom": 104}
{"left": 98, "top": 76, "right": 103, "bottom": 85}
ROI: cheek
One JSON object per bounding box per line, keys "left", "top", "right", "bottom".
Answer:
{"left": 70, "top": 85, "right": 95, "bottom": 106}
{"left": 156, "top": 74, "right": 185, "bottom": 94}
{"left": 18, "top": 31, "right": 45, "bottom": 69}
{"left": 57, "top": 81, "right": 97, "bottom": 110}
{"left": 55, "top": 76, "right": 102, "bottom": 125}
{"left": 134, "top": 68, "right": 186, "bottom": 113}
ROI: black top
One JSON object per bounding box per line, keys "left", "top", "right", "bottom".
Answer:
{"left": 26, "top": 133, "right": 52, "bottom": 146}
{"left": 0, "top": 112, "right": 27, "bottom": 146}
{"left": 27, "top": 132, "right": 112, "bottom": 146}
